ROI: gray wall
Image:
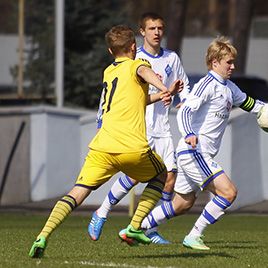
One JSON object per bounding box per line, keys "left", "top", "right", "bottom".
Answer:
{"left": 0, "top": 105, "right": 267, "bottom": 210}
{"left": 0, "top": 113, "right": 30, "bottom": 204}
{"left": 0, "top": 106, "right": 87, "bottom": 204}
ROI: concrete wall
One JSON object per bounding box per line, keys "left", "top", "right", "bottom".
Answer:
{"left": 0, "top": 105, "right": 87, "bottom": 204}
{"left": 216, "top": 109, "right": 268, "bottom": 210}
{"left": 0, "top": 105, "right": 267, "bottom": 210}
{"left": 0, "top": 113, "right": 30, "bottom": 204}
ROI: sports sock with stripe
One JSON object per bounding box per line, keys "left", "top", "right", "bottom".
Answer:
{"left": 141, "top": 200, "right": 176, "bottom": 229}
{"left": 130, "top": 178, "right": 164, "bottom": 230}
{"left": 188, "top": 195, "right": 232, "bottom": 237}
{"left": 37, "top": 195, "right": 77, "bottom": 239}
{"left": 97, "top": 175, "right": 135, "bottom": 218}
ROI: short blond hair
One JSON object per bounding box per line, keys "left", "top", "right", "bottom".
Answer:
{"left": 105, "top": 25, "right": 136, "bottom": 57}
{"left": 206, "top": 36, "right": 237, "bottom": 70}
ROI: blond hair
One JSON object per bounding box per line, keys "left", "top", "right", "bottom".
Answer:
{"left": 206, "top": 36, "right": 237, "bottom": 70}
{"left": 105, "top": 25, "right": 135, "bottom": 57}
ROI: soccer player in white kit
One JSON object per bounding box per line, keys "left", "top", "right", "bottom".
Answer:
{"left": 139, "top": 36, "right": 265, "bottom": 250}
{"left": 88, "top": 12, "right": 189, "bottom": 244}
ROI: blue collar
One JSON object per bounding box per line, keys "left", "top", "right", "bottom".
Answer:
{"left": 208, "top": 71, "right": 227, "bottom": 85}
{"left": 139, "top": 46, "right": 164, "bottom": 58}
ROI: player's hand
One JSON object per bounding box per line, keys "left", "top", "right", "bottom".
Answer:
{"left": 168, "top": 79, "right": 184, "bottom": 96}
{"left": 185, "top": 135, "right": 198, "bottom": 149}
{"left": 160, "top": 91, "right": 172, "bottom": 106}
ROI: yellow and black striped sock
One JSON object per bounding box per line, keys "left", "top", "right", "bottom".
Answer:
{"left": 130, "top": 179, "right": 164, "bottom": 230}
{"left": 37, "top": 195, "right": 77, "bottom": 239}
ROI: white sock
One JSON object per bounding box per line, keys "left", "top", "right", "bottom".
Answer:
{"left": 188, "top": 195, "right": 232, "bottom": 237}
{"left": 97, "top": 175, "right": 135, "bottom": 218}
{"left": 141, "top": 200, "right": 176, "bottom": 230}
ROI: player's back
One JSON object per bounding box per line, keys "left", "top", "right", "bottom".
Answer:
{"left": 90, "top": 57, "right": 151, "bottom": 153}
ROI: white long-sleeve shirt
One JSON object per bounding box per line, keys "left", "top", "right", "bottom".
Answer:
{"left": 177, "top": 70, "right": 264, "bottom": 157}
{"left": 137, "top": 46, "right": 189, "bottom": 137}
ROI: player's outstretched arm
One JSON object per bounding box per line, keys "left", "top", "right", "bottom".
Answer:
{"left": 148, "top": 91, "right": 171, "bottom": 106}
{"left": 137, "top": 65, "right": 168, "bottom": 92}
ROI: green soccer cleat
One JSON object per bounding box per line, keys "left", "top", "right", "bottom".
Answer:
{"left": 119, "top": 228, "right": 139, "bottom": 247}
{"left": 182, "top": 235, "right": 210, "bottom": 250}
{"left": 29, "top": 236, "right": 47, "bottom": 258}
{"left": 124, "top": 225, "right": 151, "bottom": 245}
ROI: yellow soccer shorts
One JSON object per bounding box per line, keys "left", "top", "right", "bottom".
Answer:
{"left": 75, "top": 148, "right": 166, "bottom": 189}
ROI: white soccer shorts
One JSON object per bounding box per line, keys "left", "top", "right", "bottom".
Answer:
{"left": 147, "top": 135, "right": 177, "bottom": 173}
{"left": 174, "top": 149, "right": 224, "bottom": 194}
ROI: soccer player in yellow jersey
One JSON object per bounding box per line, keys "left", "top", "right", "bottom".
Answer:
{"left": 29, "top": 24, "right": 184, "bottom": 258}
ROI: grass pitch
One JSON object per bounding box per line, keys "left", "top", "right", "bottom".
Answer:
{"left": 0, "top": 212, "right": 267, "bottom": 268}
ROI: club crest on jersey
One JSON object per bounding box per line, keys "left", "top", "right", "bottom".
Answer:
{"left": 165, "top": 64, "right": 172, "bottom": 77}
{"left": 211, "top": 162, "right": 218, "bottom": 168}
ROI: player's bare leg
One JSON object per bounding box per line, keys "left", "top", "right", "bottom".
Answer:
{"left": 184, "top": 173, "right": 237, "bottom": 250}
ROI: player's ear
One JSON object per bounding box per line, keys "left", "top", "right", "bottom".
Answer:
{"left": 140, "top": 28, "right": 145, "bottom": 37}
{"left": 131, "top": 43, "right": 136, "bottom": 51}
{"left": 108, "top": 48, "right": 113, "bottom": 56}
{"left": 212, "top": 59, "right": 218, "bottom": 68}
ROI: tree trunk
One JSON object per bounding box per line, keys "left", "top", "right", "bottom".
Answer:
{"left": 231, "top": 0, "right": 254, "bottom": 75}
{"left": 166, "top": 0, "right": 188, "bottom": 56}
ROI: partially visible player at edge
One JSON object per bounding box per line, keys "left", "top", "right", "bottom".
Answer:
{"left": 131, "top": 36, "right": 266, "bottom": 250}
{"left": 88, "top": 12, "right": 189, "bottom": 244}
{"left": 28, "top": 24, "right": 184, "bottom": 258}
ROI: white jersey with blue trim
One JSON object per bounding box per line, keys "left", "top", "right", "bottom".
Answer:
{"left": 136, "top": 46, "right": 189, "bottom": 137}
{"left": 177, "top": 70, "right": 264, "bottom": 157}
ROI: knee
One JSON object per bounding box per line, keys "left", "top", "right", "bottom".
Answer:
{"left": 172, "top": 193, "right": 196, "bottom": 215}
{"left": 223, "top": 186, "right": 238, "bottom": 203}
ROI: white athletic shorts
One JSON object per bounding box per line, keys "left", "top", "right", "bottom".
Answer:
{"left": 174, "top": 149, "right": 224, "bottom": 194}
{"left": 148, "top": 135, "right": 177, "bottom": 173}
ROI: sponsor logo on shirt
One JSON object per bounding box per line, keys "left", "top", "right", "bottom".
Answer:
{"left": 215, "top": 112, "right": 229, "bottom": 119}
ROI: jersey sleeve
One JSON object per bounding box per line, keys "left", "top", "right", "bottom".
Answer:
{"left": 131, "top": 58, "right": 152, "bottom": 83}
{"left": 177, "top": 80, "right": 211, "bottom": 138}
{"left": 133, "top": 58, "right": 151, "bottom": 70}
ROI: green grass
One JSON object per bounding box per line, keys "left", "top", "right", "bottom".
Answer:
{"left": 0, "top": 212, "right": 267, "bottom": 268}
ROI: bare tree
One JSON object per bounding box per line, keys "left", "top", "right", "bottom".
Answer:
{"left": 230, "top": 0, "right": 254, "bottom": 74}
{"left": 166, "top": 0, "right": 188, "bottom": 55}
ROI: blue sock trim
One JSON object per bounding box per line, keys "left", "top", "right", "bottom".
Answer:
{"left": 161, "top": 191, "right": 173, "bottom": 202}
{"left": 147, "top": 211, "right": 158, "bottom": 228}
{"left": 119, "top": 175, "right": 134, "bottom": 191}
{"left": 161, "top": 201, "right": 176, "bottom": 219}
{"left": 213, "top": 195, "right": 231, "bottom": 209}
{"left": 108, "top": 191, "right": 119, "bottom": 205}
{"left": 202, "top": 209, "right": 217, "bottom": 224}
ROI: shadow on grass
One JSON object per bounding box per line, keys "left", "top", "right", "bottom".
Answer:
{"left": 121, "top": 252, "right": 236, "bottom": 259}
{"left": 208, "top": 240, "right": 258, "bottom": 249}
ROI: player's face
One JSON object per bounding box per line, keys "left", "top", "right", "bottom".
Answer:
{"left": 140, "top": 19, "right": 164, "bottom": 49}
{"left": 212, "top": 54, "right": 235, "bottom": 80}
